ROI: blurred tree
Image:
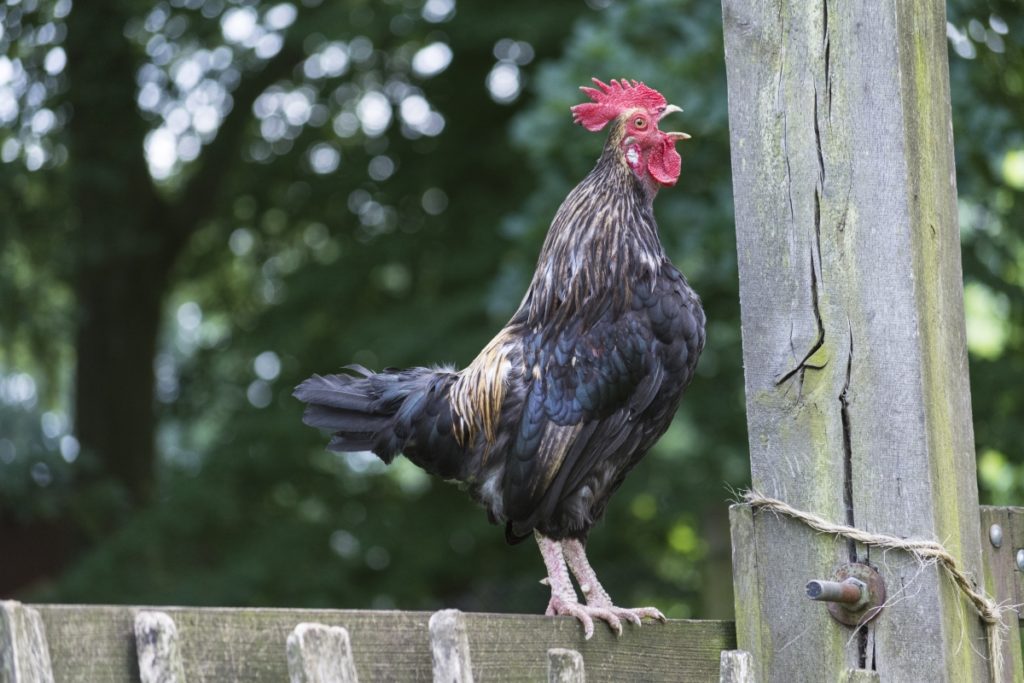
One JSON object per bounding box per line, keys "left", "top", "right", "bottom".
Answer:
{"left": 0, "top": 0, "right": 590, "bottom": 591}
{"left": 947, "top": 0, "right": 1024, "bottom": 505}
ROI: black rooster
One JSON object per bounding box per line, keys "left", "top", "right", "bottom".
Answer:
{"left": 295, "top": 78, "right": 704, "bottom": 638}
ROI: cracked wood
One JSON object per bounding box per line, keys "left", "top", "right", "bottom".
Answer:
{"left": 722, "top": 0, "right": 986, "bottom": 681}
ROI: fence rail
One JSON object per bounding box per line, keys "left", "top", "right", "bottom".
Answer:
{"left": 1, "top": 602, "right": 736, "bottom": 683}
{"left": 3, "top": 506, "right": 1022, "bottom": 682}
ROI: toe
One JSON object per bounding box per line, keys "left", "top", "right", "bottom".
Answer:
{"left": 616, "top": 609, "right": 642, "bottom": 627}
{"left": 591, "top": 608, "right": 623, "bottom": 636}
{"left": 626, "top": 610, "right": 667, "bottom": 626}
{"left": 548, "top": 598, "right": 596, "bottom": 639}
{"left": 637, "top": 607, "right": 667, "bottom": 623}
{"left": 573, "top": 607, "right": 596, "bottom": 639}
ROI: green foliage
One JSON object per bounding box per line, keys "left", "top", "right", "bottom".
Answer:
{"left": 0, "top": 0, "right": 1021, "bottom": 623}
{"left": 947, "top": 1, "right": 1024, "bottom": 504}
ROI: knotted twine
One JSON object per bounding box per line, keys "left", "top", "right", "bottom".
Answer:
{"left": 743, "top": 490, "right": 1007, "bottom": 682}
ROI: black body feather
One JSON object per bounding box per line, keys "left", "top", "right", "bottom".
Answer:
{"left": 295, "top": 119, "right": 705, "bottom": 543}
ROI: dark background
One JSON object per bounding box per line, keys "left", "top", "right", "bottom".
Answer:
{"left": 0, "top": 0, "right": 1020, "bottom": 620}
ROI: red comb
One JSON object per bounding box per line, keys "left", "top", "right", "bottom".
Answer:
{"left": 570, "top": 78, "right": 668, "bottom": 132}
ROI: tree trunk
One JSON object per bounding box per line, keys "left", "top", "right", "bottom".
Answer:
{"left": 63, "top": 3, "right": 169, "bottom": 507}
{"left": 73, "top": 259, "right": 167, "bottom": 505}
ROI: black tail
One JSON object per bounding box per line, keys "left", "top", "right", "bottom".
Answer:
{"left": 294, "top": 365, "right": 457, "bottom": 467}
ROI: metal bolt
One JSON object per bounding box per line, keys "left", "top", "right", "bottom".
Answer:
{"left": 990, "top": 524, "right": 1004, "bottom": 548}
{"left": 808, "top": 563, "right": 886, "bottom": 627}
{"left": 1017, "top": 549, "right": 1024, "bottom": 572}
{"left": 806, "top": 578, "right": 867, "bottom": 609}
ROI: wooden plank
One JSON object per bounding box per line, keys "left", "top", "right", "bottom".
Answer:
{"left": 429, "top": 610, "right": 473, "bottom": 683}
{"left": 36, "top": 606, "right": 431, "bottom": 683}
{"left": 719, "top": 650, "right": 754, "bottom": 683}
{"left": 728, "top": 505, "right": 772, "bottom": 683}
{"left": 1001, "top": 506, "right": 1024, "bottom": 614}
{"left": 286, "top": 623, "right": 359, "bottom": 683}
{"left": 460, "top": 613, "right": 733, "bottom": 682}
{"left": 547, "top": 648, "right": 585, "bottom": 683}
{"left": 979, "top": 507, "right": 1024, "bottom": 682}
{"left": 1, "top": 602, "right": 54, "bottom": 683}
{"left": 721, "top": 0, "right": 987, "bottom": 680}
{"left": 30, "top": 605, "right": 734, "bottom": 682}
{"left": 134, "top": 611, "right": 186, "bottom": 683}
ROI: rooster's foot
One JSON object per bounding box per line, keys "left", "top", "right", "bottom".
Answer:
{"left": 562, "top": 538, "right": 668, "bottom": 631}
{"left": 545, "top": 595, "right": 626, "bottom": 639}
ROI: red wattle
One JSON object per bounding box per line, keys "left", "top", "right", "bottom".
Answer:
{"left": 647, "top": 136, "right": 682, "bottom": 186}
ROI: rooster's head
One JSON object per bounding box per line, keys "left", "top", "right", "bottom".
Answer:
{"left": 571, "top": 78, "right": 689, "bottom": 187}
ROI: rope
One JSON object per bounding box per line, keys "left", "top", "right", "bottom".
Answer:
{"left": 743, "top": 490, "right": 1006, "bottom": 682}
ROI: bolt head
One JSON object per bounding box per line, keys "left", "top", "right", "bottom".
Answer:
{"left": 824, "top": 563, "right": 886, "bottom": 627}
{"left": 990, "top": 524, "right": 1004, "bottom": 548}
{"left": 1017, "top": 549, "right": 1024, "bottom": 572}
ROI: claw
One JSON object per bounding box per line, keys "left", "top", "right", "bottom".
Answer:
{"left": 635, "top": 606, "right": 667, "bottom": 623}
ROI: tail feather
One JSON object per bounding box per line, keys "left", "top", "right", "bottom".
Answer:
{"left": 294, "top": 372, "right": 377, "bottom": 412}
{"left": 294, "top": 366, "right": 457, "bottom": 467}
{"left": 301, "top": 404, "right": 390, "bottom": 433}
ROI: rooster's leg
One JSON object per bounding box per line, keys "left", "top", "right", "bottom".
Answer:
{"left": 535, "top": 531, "right": 626, "bottom": 639}
{"left": 561, "top": 537, "right": 667, "bottom": 630}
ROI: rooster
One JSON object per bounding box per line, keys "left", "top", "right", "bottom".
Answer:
{"left": 295, "top": 78, "right": 704, "bottom": 638}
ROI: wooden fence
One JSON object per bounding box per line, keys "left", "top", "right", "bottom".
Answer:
{"left": 1, "top": 602, "right": 735, "bottom": 682}
{"left": 1, "top": 505, "right": 1021, "bottom": 682}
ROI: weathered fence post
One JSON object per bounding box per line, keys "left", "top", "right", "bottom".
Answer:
{"left": 286, "top": 623, "right": 359, "bottom": 683}
{"left": 721, "top": 0, "right": 990, "bottom": 680}
{"left": 429, "top": 609, "right": 473, "bottom": 683}
{"left": 546, "top": 648, "right": 585, "bottom": 683}
{"left": 0, "top": 602, "right": 53, "bottom": 683}
{"left": 134, "top": 611, "right": 186, "bottom": 683}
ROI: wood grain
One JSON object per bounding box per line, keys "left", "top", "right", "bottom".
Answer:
{"left": 37, "top": 606, "right": 431, "bottom": 683}
{"left": 134, "top": 611, "right": 185, "bottom": 683}
{"left": 721, "top": 0, "right": 987, "bottom": 679}
{"left": 719, "top": 650, "right": 754, "bottom": 683}
{"left": 429, "top": 610, "right": 472, "bottom": 683}
{"left": 978, "top": 507, "right": 1024, "bottom": 682}
{"left": 1003, "top": 506, "right": 1024, "bottom": 614}
{"left": 286, "top": 623, "right": 359, "bottom": 683}
{"left": 1, "top": 602, "right": 54, "bottom": 683}
{"left": 546, "top": 648, "right": 585, "bottom": 683}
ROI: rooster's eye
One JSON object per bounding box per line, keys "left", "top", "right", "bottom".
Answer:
{"left": 634, "top": 117, "right": 646, "bottom": 128}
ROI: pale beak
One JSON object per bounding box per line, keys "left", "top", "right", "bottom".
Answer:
{"left": 659, "top": 104, "right": 690, "bottom": 141}
{"left": 659, "top": 104, "right": 683, "bottom": 121}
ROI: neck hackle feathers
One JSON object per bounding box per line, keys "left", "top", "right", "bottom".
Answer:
{"left": 571, "top": 78, "right": 668, "bottom": 132}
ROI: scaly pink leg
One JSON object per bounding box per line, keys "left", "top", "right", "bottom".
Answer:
{"left": 561, "top": 538, "right": 667, "bottom": 633}
{"left": 535, "top": 532, "right": 628, "bottom": 639}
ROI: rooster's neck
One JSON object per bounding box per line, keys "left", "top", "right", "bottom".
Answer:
{"left": 520, "top": 144, "right": 666, "bottom": 329}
